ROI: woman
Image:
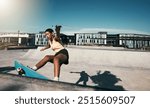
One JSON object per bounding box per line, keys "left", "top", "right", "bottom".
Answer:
{"left": 32, "top": 25, "right": 69, "bottom": 81}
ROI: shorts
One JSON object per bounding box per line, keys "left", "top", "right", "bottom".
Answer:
{"left": 55, "top": 49, "right": 69, "bottom": 64}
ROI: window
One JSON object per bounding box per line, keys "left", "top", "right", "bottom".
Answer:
{"left": 93, "top": 34, "right": 95, "bottom": 38}
{"left": 5, "top": 38, "right": 7, "bottom": 42}
{"left": 41, "top": 38, "right": 43, "bottom": 41}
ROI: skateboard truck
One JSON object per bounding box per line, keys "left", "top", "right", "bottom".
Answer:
{"left": 16, "top": 67, "right": 26, "bottom": 76}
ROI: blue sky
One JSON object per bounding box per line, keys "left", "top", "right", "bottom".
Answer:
{"left": 0, "top": 0, "right": 150, "bottom": 34}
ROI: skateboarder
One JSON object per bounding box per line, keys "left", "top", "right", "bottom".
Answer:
{"left": 32, "top": 25, "right": 69, "bottom": 81}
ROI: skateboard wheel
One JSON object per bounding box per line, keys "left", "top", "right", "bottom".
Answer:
{"left": 17, "top": 68, "right": 26, "bottom": 76}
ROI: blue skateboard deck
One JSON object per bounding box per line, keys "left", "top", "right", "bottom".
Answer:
{"left": 14, "top": 60, "right": 49, "bottom": 80}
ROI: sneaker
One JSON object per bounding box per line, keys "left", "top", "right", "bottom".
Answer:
{"left": 27, "top": 66, "right": 36, "bottom": 71}
{"left": 53, "top": 77, "right": 59, "bottom": 81}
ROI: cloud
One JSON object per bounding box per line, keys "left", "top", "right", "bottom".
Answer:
{"left": 63, "top": 28, "right": 150, "bottom": 35}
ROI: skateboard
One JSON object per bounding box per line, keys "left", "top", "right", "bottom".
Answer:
{"left": 14, "top": 60, "right": 49, "bottom": 80}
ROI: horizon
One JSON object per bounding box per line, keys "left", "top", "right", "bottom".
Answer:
{"left": 0, "top": 30, "right": 150, "bottom": 36}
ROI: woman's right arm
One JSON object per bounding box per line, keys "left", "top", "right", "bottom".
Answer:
{"left": 40, "top": 44, "right": 50, "bottom": 51}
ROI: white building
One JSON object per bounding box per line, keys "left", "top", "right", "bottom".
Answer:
{"left": 0, "top": 32, "right": 35, "bottom": 46}
{"left": 35, "top": 32, "right": 48, "bottom": 46}
{"left": 75, "top": 32, "right": 107, "bottom": 45}
{"left": 119, "top": 33, "right": 150, "bottom": 48}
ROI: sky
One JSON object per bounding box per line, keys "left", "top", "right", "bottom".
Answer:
{"left": 0, "top": 0, "right": 150, "bottom": 34}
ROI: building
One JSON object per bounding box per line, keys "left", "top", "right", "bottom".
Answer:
{"left": 107, "top": 33, "right": 150, "bottom": 49}
{"left": 119, "top": 33, "right": 150, "bottom": 49}
{"left": 35, "top": 32, "right": 48, "bottom": 46}
{"left": 60, "top": 34, "right": 68, "bottom": 45}
{"left": 66, "top": 35, "right": 76, "bottom": 45}
{"left": 0, "top": 32, "right": 35, "bottom": 46}
{"left": 75, "top": 32, "right": 107, "bottom": 45}
{"left": 75, "top": 32, "right": 150, "bottom": 49}
{"left": 1, "top": 31, "right": 150, "bottom": 50}
{"left": 107, "top": 34, "right": 120, "bottom": 47}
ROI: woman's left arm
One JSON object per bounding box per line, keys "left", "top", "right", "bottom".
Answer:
{"left": 55, "top": 25, "right": 62, "bottom": 40}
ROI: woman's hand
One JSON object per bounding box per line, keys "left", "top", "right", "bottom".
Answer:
{"left": 40, "top": 44, "right": 50, "bottom": 51}
{"left": 55, "top": 25, "right": 61, "bottom": 33}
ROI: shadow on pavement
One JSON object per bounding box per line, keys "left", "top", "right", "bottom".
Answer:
{"left": 70, "top": 70, "right": 125, "bottom": 91}
{"left": 0, "top": 84, "right": 27, "bottom": 91}
{"left": 0, "top": 66, "right": 15, "bottom": 73}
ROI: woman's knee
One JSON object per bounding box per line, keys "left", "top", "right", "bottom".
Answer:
{"left": 53, "top": 56, "right": 59, "bottom": 61}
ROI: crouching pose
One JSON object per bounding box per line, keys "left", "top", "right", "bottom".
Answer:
{"left": 32, "top": 25, "right": 69, "bottom": 81}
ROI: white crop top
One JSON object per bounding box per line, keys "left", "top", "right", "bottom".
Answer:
{"left": 49, "top": 39, "right": 64, "bottom": 53}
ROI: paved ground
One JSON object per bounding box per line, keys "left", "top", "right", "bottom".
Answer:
{"left": 0, "top": 73, "right": 105, "bottom": 91}
{"left": 0, "top": 46, "right": 150, "bottom": 91}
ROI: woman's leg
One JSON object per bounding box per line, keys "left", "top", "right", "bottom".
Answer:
{"left": 53, "top": 54, "right": 68, "bottom": 78}
{"left": 35, "top": 55, "right": 54, "bottom": 70}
